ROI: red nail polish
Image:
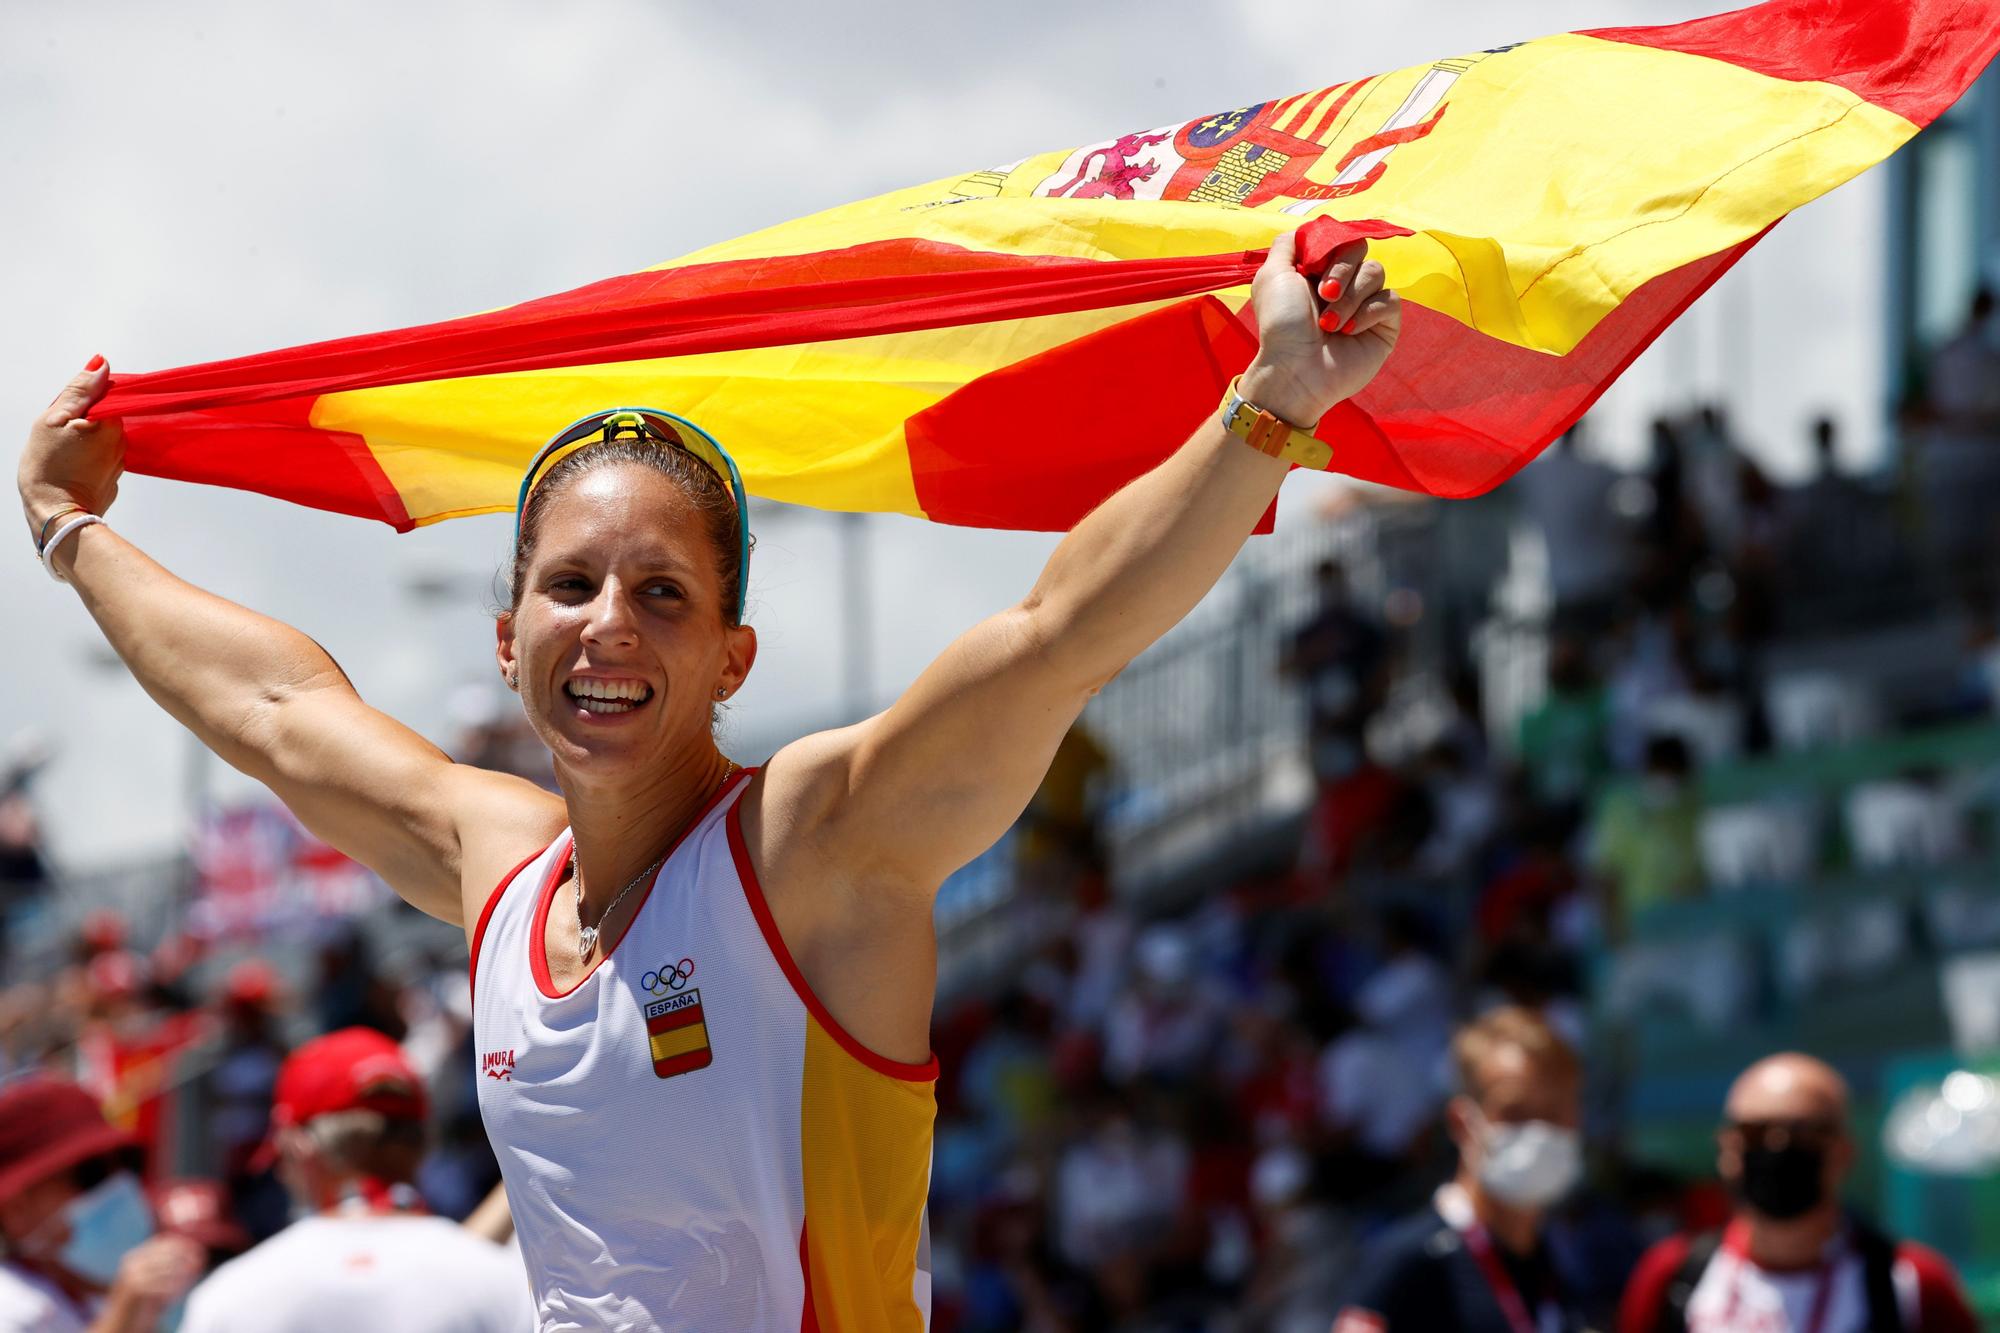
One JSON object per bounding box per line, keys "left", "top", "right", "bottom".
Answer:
{"left": 84, "top": 354, "right": 105, "bottom": 372}
{"left": 1343, "top": 319, "right": 1359, "bottom": 335}
{"left": 1320, "top": 280, "right": 1344, "bottom": 301}
{"left": 1320, "top": 312, "right": 1341, "bottom": 333}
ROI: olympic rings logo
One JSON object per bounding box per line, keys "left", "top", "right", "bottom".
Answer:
{"left": 641, "top": 958, "right": 696, "bottom": 996}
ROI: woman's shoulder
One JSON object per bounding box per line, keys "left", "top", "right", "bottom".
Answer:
{"left": 447, "top": 766, "right": 569, "bottom": 911}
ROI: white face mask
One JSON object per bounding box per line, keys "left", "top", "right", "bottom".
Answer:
{"left": 1476, "top": 1115, "right": 1582, "bottom": 1210}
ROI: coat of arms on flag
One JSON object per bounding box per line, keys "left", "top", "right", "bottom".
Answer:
{"left": 640, "top": 958, "right": 713, "bottom": 1080}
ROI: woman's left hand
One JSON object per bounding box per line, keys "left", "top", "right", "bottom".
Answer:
{"left": 1239, "top": 231, "right": 1401, "bottom": 429}
{"left": 18, "top": 357, "right": 122, "bottom": 544}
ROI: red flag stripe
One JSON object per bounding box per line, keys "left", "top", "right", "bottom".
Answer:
{"left": 92, "top": 219, "right": 1411, "bottom": 422}
{"left": 1585, "top": 0, "right": 2000, "bottom": 126}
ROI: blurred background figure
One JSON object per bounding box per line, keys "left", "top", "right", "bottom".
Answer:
{"left": 179, "top": 1027, "right": 526, "bottom": 1333}
{"left": 0, "top": 1076, "right": 200, "bottom": 1333}
{"left": 0, "top": 736, "right": 52, "bottom": 964}
{"left": 1333, "top": 1007, "right": 1590, "bottom": 1333}
{"left": 1917, "top": 287, "right": 2000, "bottom": 612}
{"left": 1285, "top": 558, "right": 1390, "bottom": 782}
{"left": 1513, "top": 425, "right": 1628, "bottom": 635}
{"left": 1589, "top": 734, "right": 1703, "bottom": 935}
{"left": 1619, "top": 1053, "right": 1977, "bottom": 1333}
{"left": 147, "top": 1179, "right": 250, "bottom": 1284}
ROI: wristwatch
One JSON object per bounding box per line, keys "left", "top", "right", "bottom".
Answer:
{"left": 1218, "top": 377, "right": 1333, "bottom": 469}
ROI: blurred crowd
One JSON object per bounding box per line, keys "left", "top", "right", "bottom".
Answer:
{"left": 917, "top": 300, "right": 2000, "bottom": 1331}
{"left": 2, "top": 291, "right": 1999, "bottom": 1330}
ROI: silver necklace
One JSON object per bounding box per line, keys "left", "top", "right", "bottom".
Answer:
{"left": 571, "top": 762, "right": 739, "bottom": 964}
{"left": 571, "top": 848, "right": 664, "bottom": 965}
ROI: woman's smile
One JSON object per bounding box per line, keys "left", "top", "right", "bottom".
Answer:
{"left": 562, "top": 675, "right": 656, "bottom": 718}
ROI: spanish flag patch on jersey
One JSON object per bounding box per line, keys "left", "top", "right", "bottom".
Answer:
{"left": 645, "top": 990, "right": 713, "bottom": 1079}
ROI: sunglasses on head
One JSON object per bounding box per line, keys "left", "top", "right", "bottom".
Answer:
{"left": 515, "top": 407, "right": 751, "bottom": 624}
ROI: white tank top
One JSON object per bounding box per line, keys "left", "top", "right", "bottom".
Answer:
{"left": 470, "top": 770, "right": 937, "bottom": 1332}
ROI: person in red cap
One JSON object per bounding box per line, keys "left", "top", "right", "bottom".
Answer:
{"left": 0, "top": 1076, "right": 201, "bottom": 1333}
{"left": 178, "top": 1027, "right": 526, "bottom": 1333}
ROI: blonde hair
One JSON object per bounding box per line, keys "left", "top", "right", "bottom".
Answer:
{"left": 303, "top": 1110, "right": 425, "bottom": 1182}
{"left": 1452, "top": 1006, "right": 1579, "bottom": 1097}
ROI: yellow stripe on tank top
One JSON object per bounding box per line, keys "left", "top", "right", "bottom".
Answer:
{"left": 799, "top": 1019, "right": 936, "bottom": 1331}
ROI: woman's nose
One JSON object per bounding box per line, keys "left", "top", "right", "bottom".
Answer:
{"left": 581, "top": 583, "right": 640, "bottom": 647}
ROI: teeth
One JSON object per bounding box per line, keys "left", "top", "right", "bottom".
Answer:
{"left": 576, "top": 696, "right": 639, "bottom": 714}
{"left": 565, "top": 679, "right": 652, "bottom": 702}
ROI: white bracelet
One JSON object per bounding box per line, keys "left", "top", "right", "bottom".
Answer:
{"left": 39, "top": 513, "right": 102, "bottom": 582}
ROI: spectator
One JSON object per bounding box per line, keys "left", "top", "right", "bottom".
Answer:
{"left": 1239, "top": 1140, "right": 1356, "bottom": 1333}
{"left": 1920, "top": 287, "right": 2000, "bottom": 606}
{"left": 1512, "top": 425, "right": 1628, "bottom": 631}
{"left": 1052, "top": 1088, "right": 1187, "bottom": 1279}
{"left": 198, "top": 961, "right": 290, "bottom": 1240}
{"left": 1319, "top": 910, "right": 1454, "bottom": 1175}
{"left": 1619, "top": 1053, "right": 1977, "bottom": 1333}
{"left": 1333, "top": 1006, "right": 1590, "bottom": 1332}
{"left": 1589, "top": 734, "right": 1704, "bottom": 931}
{"left": 0, "top": 1076, "right": 201, "bottom": 1333}
{"left": 1517, "top": 635, "right": 1611, "bottom": 810}
{"left": 1929, "top": 287, "right": 2000, "bottom": 433}
{"left": 1605, "top": 603, "right": 1696, "bottom": 771}
{"left": 1284, "top": 559, "right": 1389, "bottom": 758}
{"left": 179, "top": 1028, "right": 528, "bottom": 1332}
{"left": 1103, "top": 924, "right": 1219, "bottom": 1085}
{"left": 147, "top": 1179, "right": 250, "bottom": 1280}
{"left": 1415, "top": 737, "right": 1502, "bottom": 880}
{"left": 0, "top": 743, "right": 49, "bottom": 955}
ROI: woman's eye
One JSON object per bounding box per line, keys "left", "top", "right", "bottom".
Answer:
{"left": 647, "top": 584, "right": 686, "bottom": 600}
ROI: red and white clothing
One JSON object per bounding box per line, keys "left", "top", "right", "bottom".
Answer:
{"left": 1620, "top": 1220, "right": 1978, "bottom": 1333}
{"left": 0, "top": 1262, "right": 91, "bottom": 1333}
{"left": 470, "top": 769, "right": 938, "bottom": 1331}
{"left": 179, "top": 1210, "right": 530, "bottom": 1333}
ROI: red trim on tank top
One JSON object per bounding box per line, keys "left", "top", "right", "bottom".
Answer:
{"left": 530, "top": 768, "right": 754, "bottom": 1000}
{"left": 727, "top": 790, "right": 941, "bottom": 1082}
{"left": 798, "top": 1220, "right": 822, "bottom": 1332}
{"left": 469, "top": 843, "right": 551, "bottom": 1005}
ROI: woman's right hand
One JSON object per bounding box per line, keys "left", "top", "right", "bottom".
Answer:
{"left": 17, "top": 357, "right": 123, "bottom": 544}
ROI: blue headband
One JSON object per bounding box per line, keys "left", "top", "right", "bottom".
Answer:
{"left": 514, "top": 407, "right": 750, "bottom": 624}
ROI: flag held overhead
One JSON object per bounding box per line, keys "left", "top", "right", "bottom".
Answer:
{"left": 94, "top": 0, "right": 2000, "bottom": 531}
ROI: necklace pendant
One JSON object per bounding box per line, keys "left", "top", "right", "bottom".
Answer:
{"left": 577, "top": 924, "right": 599, "bottom": 964}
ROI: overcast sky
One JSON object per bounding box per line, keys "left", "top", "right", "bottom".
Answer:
{"left": 4, "top": 0, "right": 1890, "bottom": 868}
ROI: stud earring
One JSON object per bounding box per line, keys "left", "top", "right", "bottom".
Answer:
{"left": 506, "top": 668, "right": 519, "bottom": 691}
{"left": 715, "top": 688, "right": 728, "bottom": 700}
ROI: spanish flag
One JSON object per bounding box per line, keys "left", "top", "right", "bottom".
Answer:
{"left": 97, "top": 0, "right": 2000, "bottom": 531}
{"left": 646, "top": 990, "right": 713, "bottom": 1080}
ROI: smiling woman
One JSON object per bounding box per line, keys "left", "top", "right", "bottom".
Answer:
{"left": 16, "top": 229, "right": 1402, "bottom": 1330}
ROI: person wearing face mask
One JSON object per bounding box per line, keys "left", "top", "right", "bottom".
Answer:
{"left": 0, "top": 1075, "right": 201, "bottom": 1333}
{"left": 177, "top": 1028, "right": 528, "bottom": 1333}
{"left": 1331, "top": 1006, "right": 1589, "bottom": 1333}
{"left": 1618, "top": 1053, "right": 1976, "bottom": 1333}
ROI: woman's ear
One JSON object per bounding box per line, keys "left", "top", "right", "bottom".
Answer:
{"left": 496, "top": 611, "right": 519, "bottom": 692}
{"left": 720, "top": 623, "right": 758, "bottom": 699}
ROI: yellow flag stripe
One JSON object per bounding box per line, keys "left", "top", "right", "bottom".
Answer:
{"left": 650, "top": 1023, "right": 710, "bottom": 1064}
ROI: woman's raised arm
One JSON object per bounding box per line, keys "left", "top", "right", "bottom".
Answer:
{"left": 764, "top": 234, "right": 1401, "bottom": 899}
{"left": 16, "top": 362, "right": 558, "bottom": 927}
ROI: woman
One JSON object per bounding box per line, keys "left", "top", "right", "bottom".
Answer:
{"left": 17, "top": 233, "right": 1400, "bottom": 1330}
